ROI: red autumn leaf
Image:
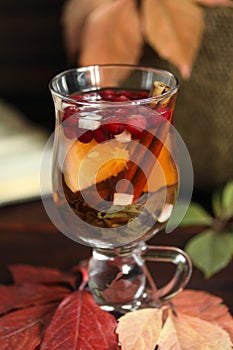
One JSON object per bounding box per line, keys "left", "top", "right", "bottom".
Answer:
{"left": 9, "top": 264, "right": 79, "bottom": 289}
{"left": 40, "top": 290, "right": 118, "bottom": 350}
{"left": 0, "top": 283, "right": 69, "bottom": 316}
{"left": 0, "top": 303, "right": 58, "bottom": 350}
{"left": 79, "top": 0, "right": 143, "bottom": 67}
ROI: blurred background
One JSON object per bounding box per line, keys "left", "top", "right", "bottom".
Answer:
{"left": 0, "top": 0, "right": 232, "bottom": 205}
{"left": 0, "top": 0, "right": 66, "bottom": 204}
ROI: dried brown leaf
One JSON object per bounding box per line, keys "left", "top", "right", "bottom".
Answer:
{"left": 173, "top": 289, "right": 233, "bottom": 341}
{"left": 158, "top": 310, "right": 233, "bottom": 349}
{"left": 62, "top": 0, "right": 111, "bottom": 61}
{"left": 79, "top": 0, "right": 143, "bottom": 67}
{"left": 116, "top": 308, "right": 163, "bottom": 350}
{"left": 116, "top": 290, "right": 233, "bottom": 349}
{"left": 142, "top": 0, "right": 205, "bottom": 78}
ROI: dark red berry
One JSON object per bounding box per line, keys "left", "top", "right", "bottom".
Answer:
{"left": 63, "top": 127, "right": 77, "bottom": 139}
{"left": 62, "top": 115, "right": 79, "bottom": 139}
{"left": 126, "top": 114, "right": 147, "bottom": 138}
{"left": 78, "top": 130, "right": 93, "bottom": 143}
{"left": 136, "top": 91, "right": 149, "bottom": 99}
{"left": 113, "top": 95, "right": 130, "bottom": 102}
{"left": 102, "top": 117, "right": 125, "bottom": 135}
{"left": 156, "top": 106, "right": 171, "bottom": 121}
{"left": 100, "top": 89, "right": 115, "bottom": 101}
{"left": 72, "top": 92, "right": 101, "bottom": 102}
{"left": 62, "top": 106, "right": 79, "bottom": 122}
{"left": 93, "top": 127, "right": 108, "bottom": 143}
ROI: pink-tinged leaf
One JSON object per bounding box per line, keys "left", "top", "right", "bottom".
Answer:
{"left": 0, "top": 283, "right": 69, "bottom": 315}
{"left": 196, "top": 0, "right": 233, "bottom": 7}
{"left": 173, "top": 289, "right": 233, "bottom": 342}
{"left": 0, "top": 303, "right": 58, "bottom": 350}
{"left": 9, "top": 264, "right": 78, "bottom": 289}
{"left": 142, "top": 0, "right": 205, "bottom": 78}
{"left": 62, "top": 0, "right": 111, "bottom": 61}
{"left": 158, "top": 310, "right": 233, "bottom": 349}
{"left": 40, "top": 290, "right": 118, "bottom": 350}
{"left": 116, "top": 308, "right": 163, "bottom": 350}
{"left": 79, "top": 0, "right": 143, "bottom": 67}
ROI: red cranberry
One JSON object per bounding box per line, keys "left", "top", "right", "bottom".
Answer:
{"left": 72, "top": 92, "right": 101, "bottom": 102}
{"left": 78, "top": 130, "right": 93, "bottom": 143}
{"left": 126, "top": 114, "right": 147, "bottom": 138}
{"left": 116, "top": 90, "right": 131, "bottom": 98}
{"left": 156, "top": 106, "right": 171, "bottom": 121}
{"left": 136, "top": 91, "right": 149, "bottom": 99}
{"left": 93, "top": 127, "right": 108, "bottom": 143}
{"left": 62, "top": 115, "right": 79, "bottom": 139}
{"left": 63, "top": 127, "right": 77, "bottom": 139}
{"left": 62, "top": 105, "right": 78, "bottom": 122}
{"left": 102, "top": 117, "right": 125, "bottom": 135}
{"left": 62, "top": 115, "right": 79, "bottom": 128}
{"left": 113, "top": 95, "right": 130, "bottom": 102}
{"left": 100, "top": 89, "right": 115, "bottom": 101}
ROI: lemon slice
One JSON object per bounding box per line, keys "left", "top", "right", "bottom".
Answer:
{"left": 63, "top": 139, "right": 129, "bottom": 192}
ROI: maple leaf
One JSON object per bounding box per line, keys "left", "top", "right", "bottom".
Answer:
{"left": 62, "top": 0, "right": 233, "bottom": 78}
{"left": 141, "top": 0, "right": 205, "bottom": 78}
{"left": 9, "top": 264, "right": 79, "bottom": 289}
{"left": 116, "top": 290, "right": 233, "bottom": 349}
{"left": 0, "top": 283, "right": 69, "bottom": 316}
{"left": 62, "top": 0, "right": 111, "bottom": 61}
{"left": 79, "top": 0, "right": 143, "bottom": 67}
{"left": 158, "top": 309, "right": 233, "bottom": 349}
{"left": 0, "top": 303, "right": 58, "bottom": 350}
{"left": 116, "top": 308, "right": 163, "bottom": 350}
{"left": 173, "top": 289, "right": 233, "bottom": 341}
{"left": 40, "top": 290, "right": 118, "bottom": 350}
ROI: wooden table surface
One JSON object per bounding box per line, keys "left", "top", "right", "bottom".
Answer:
{"left": 0, "top": 198, "right": 232, "bottom": 313}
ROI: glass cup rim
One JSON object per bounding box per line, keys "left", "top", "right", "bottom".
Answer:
{"left": 49, "top": 64, "right": 179, "bottom": 108}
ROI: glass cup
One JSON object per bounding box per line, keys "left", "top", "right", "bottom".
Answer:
{"left": 48, "top": 64, "right": 192, "bottom": 312}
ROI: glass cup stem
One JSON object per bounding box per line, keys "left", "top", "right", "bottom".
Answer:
{"left": 88, "top": 242, "right": 192, "bottom": 313}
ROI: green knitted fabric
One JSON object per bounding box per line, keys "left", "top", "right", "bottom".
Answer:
{"left": 141, "top": 8, "right": 233, "bottom": 190}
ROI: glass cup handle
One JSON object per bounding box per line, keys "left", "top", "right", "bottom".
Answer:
{"left": 141, "top": 244, "right": 192, "bottom": 302}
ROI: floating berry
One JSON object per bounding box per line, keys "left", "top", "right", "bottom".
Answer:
{"left": 93, "top": 127, "right": 108, "bottom": 143}
{"left": 116, "top": 90, "right": 132, "bottom": 98}
{"left": 62, "top": 115, "right": 79, "bottom": 139}
{"left": 113, "top": 95, "right": 130, "bottom": 102}
{"left": 78, "top": 130, "right": 93, "bottom": 143}
{"left": 63, "top": 127, "right": 77, "bottom": 139}
{"left": 156, "top": 106, "right": 171, "bottom": 121}
{"left": 62, "top": 114, "right": 78, "bottom": 127}
{"left": 100, "top": 89, "right": 115, "bottom": 101}
{"left": 102, "top": 117, "right": 125, "bottom": 135}
{"left": 126, "top": 114, "right": 147, "bottom": 138}
{"left": 72, "top": 92, "right": 101, "bottom": 102}
{"left": 62, "top": 105, "right": 78, "bottom": 122}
